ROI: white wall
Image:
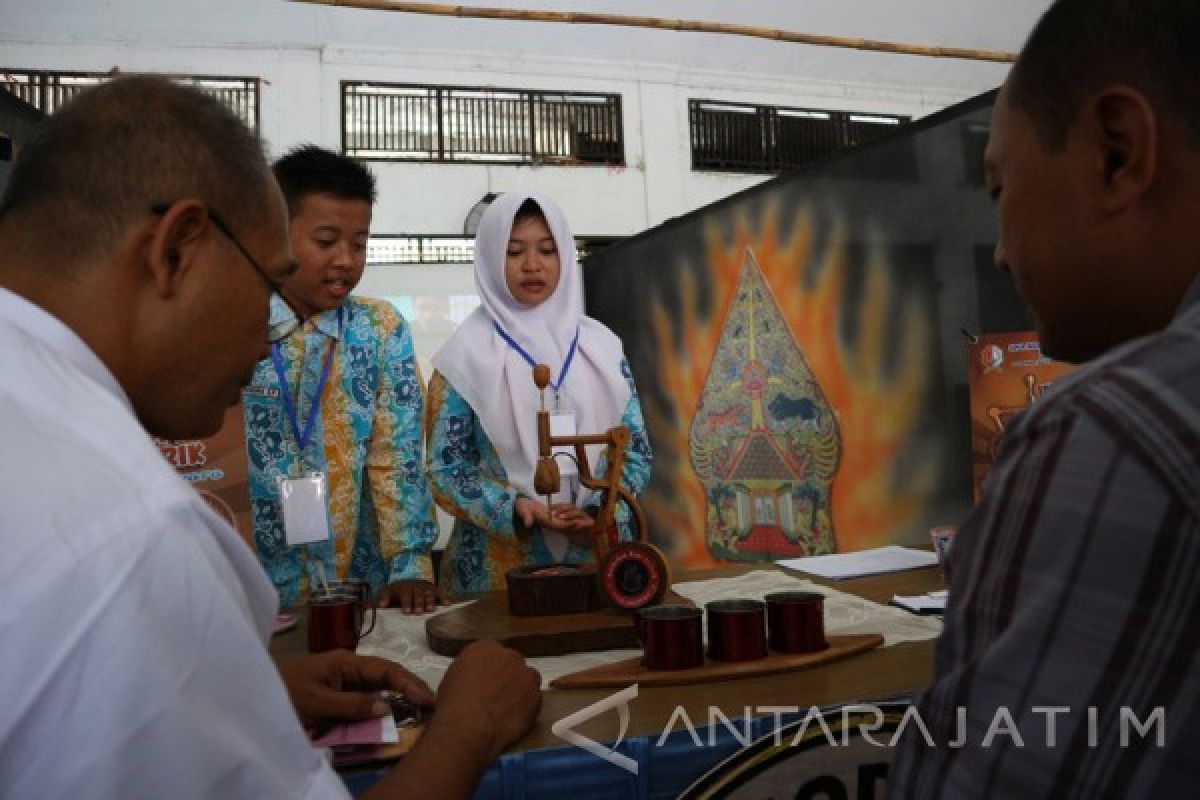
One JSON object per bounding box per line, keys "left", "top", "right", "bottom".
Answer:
{"left": 326, "top": 44, "right": 998, "bottom": 235}
{"left": 1, "top": 0, "right": 1047, "bottom": 549}
{"left": 0, "top": 0, "right": 1033, "bottom": 237}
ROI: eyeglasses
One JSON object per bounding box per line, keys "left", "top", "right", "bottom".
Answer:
{"left": 150, "top": 202, "right": 282, "bottom": 293}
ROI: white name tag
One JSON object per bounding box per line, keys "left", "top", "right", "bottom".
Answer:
{"left": 279, "top": 473, "right": 332, "bottom": 546}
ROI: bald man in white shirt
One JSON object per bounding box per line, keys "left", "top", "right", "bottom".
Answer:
{"left": 0, "top": 75, "right": 540, "bottom": 800}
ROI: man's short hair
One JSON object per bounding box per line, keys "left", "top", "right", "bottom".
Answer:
{"left": 0, "top": 74, "right": 271, "bottom": 266}
{"left": 1008, "top": 0, "right": 1200, "bottom": 150}
{"left": 272, "top": 145, "right": 376, "bottom": 217}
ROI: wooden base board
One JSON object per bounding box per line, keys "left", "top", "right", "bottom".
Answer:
{"left": 426, "top": 591, "right": 691, "bottom": 657}
{"left": 549, "top": 633, "right": 884, "bottom": 689}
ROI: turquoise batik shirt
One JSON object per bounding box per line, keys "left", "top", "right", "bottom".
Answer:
{"left": 243, "top": 295, "right": 439, "bottom": 606}
{"left": 425, "top": 359, "right": 653, "bottom": 599}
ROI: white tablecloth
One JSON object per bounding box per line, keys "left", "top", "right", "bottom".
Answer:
{"left": 357, "top": 570, "right": 942, "bottom": 689}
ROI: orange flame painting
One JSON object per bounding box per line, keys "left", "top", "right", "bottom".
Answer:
{"left": 638, "top": 199, "right": 942, "bottom": 569}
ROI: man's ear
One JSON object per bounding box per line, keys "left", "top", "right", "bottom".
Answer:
{"left": 1089, "top": 86, "right": 1158, "bottom": 214}
{"left": 145, "top": 199, "right": 209, "bottom": 298}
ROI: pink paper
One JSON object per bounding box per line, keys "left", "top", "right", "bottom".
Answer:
{"left": 312, "top": 715, "right": 397, "bottom": 748}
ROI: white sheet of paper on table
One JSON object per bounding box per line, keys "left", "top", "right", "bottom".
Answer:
{"left": 356, "top": 571, "right": 943, "bottom": 689}
{"left": 890, "top": 591, "right": 948, "bottom": 614}
{"left": 776, "top": 545, "right": 939, "bottom": 580}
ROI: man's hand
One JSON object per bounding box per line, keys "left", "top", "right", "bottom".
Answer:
{"left": 433, "top": 640, "right": 542, "bottom": 762}
{"left": 362, "top": 641, "right": 541, "bottom": 800}
{"left": 277, "top": 650, "right": 435, "bottom": 729}
{"left": 378, "top": 579, "right": 442, "bottom": 614}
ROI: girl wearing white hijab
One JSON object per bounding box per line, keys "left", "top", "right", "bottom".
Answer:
{"left": 426, "top": 192, "right": 652, "bottom": 598}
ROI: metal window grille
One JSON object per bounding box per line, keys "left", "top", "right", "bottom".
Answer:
{"left": 689, "top": 99, "right": 908, "bottom": 173}
{"left": 0, "top": 69, "right": 260, "bottom": 132}
{"left": 343, "top": 82, "right": 624, "bottom": 166}
{"left": 368, "top": 236, "right": 476, "bottom": 266}
{"left": 367, "top": 235, "right": 604, "bottom": 266}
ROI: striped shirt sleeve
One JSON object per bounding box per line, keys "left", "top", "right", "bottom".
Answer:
{"left": 890, "top": 314, "right": 1200, "bottom": 799}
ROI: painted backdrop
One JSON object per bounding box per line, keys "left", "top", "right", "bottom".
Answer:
{"left": 585, "top": 91, "right": 1024, "bottom": 570}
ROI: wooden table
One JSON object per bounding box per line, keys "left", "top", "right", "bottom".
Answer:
{"left": 271, "top": 564, "right": 944, "bottom": 754}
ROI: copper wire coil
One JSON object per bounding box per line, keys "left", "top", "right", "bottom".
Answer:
{"left": 706, "top": 598, "right": 768, "bottom": 662}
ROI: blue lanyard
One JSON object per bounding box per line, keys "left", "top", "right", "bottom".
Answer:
{"left": 272, "top": 307, "right": 342, "bottom": 452}
{"left": 493, "top": 322, "right": 579, "bottom": 392}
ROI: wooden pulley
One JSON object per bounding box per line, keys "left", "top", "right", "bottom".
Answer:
{"left": 599, "top": 541, "right": 671, "bottom": 611}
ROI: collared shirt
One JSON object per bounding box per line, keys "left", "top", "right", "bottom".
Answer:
{"left": 425, "top": 359, "right": 653, "bottom": 598}
{"left": 244, "top": 294, "right": 438, "bottom": 605}
{"left": 0, "top": 288, "right": 347, "bottom": 799}
{"left": 890, "top": 275, "right": 1200, "bottom": 798}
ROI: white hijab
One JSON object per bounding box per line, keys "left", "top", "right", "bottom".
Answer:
{"left": 432, "top": 191, "right": 630, "bottom": 499}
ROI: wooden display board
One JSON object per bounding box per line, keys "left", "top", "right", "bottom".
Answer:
{"left": 550, "top": 633, "right": 883, "bottom": 689}
{"left": 426, "top": 590, "right": 690, "bottom": 658}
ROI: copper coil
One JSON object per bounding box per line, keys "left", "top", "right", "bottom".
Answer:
{"left": 765, "top": 591, "right": 828, "bottom": 654}
{"left": 637, "top": 605, "right": 704, "bottom": 670}
{"left": 706, "top": 598, "right": 768, "bottom": 662}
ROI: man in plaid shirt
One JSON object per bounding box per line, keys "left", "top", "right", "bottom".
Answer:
{"left": 891, "top": 0, "right": 1200, "bottom": 796}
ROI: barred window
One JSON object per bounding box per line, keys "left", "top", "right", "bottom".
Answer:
{"left": 343, "top": 82, "right": 624, "bottom": 166}
{"left": 689, "top": 99, "right": 908, "bottom": 173}
{"left": 368, "top": 236, "right": 476, "bottom": 266}
{"left": 0, "top": 69, "right": 260, "bottom": 132}
{"left": 367, "top": 235, "right": 612, "bottom": 266}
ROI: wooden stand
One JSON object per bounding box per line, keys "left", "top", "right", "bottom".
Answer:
{"left": 505, "top": 564, "right": 605, "bottom": 616}
{"left": 529, "top": 363, "right": 670, "bottom": 612}
{"left": 427, "top": 364, "right": 675, "bottom": 658}
{"left": 549, "top": 633, "right": 884, "bottom": 689}
{"left": 426, "top": 590, "right": 690, "bottom": 658}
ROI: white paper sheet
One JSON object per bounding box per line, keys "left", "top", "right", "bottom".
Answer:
{"left": 776, "top": 545, "right": 938, "bottom": 579}
{"left": 356, "top": 570, "right": 943, "bottom": 689}
{"left": 891, "top": 589, "right": 948, "bottom": 615}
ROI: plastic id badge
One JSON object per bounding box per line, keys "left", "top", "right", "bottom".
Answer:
{"left": 279, "top": 472, "right": 332, "bottom": 546}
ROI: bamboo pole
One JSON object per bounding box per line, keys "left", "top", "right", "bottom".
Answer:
{"left": 288, "top": 0, "right": 1016, "bottom": 63}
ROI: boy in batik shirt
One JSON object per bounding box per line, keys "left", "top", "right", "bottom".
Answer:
{"left": 243, "top": 146, "right": 439, "bottom": 611}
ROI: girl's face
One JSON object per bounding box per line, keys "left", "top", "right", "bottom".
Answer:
{"left": 504, "top": 213, "right": 561, "bottom": 307}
